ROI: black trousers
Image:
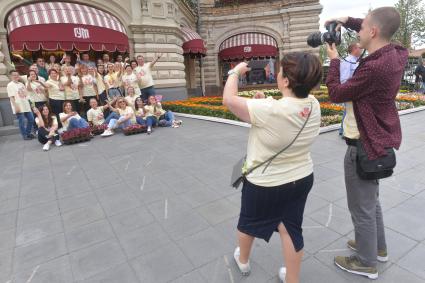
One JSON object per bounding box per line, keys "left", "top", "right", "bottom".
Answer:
{"left": 37, "top": 127, "right": 59, "bottom": 144}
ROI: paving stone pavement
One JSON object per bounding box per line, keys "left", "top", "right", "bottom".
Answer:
{"left": 1, "top": 111, "right": 425, "bottom": 283}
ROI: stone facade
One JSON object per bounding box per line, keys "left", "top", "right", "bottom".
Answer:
{"left": 0, "top": 0, "right": 197, "bottom": 126}
{"left": 197, "top": 0, "right": 322, "bottom": 95}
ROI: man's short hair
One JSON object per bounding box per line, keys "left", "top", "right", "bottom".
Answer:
{"left": 369, "top": 7, "right": 401, "bottom": 41}
{"left": 9, "top": 70, "right": 18, "bottom": 75}
{"left": 348, "top": 43, "right": 359, "bottom": 54}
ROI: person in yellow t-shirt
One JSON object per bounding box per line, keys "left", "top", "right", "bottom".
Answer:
{"left": 134, "top": 53, "right": 162, "bottom": 101}
{"left": 145, "top": 96, "right": 181, "bottom": 133}
{"left": 122, "top": 65, "right": 141, "bottom": 97}
{"left": 101, "top": 97, "right": 135, "bottom": 137}
{"left": 222, "top": 53, "right": 322, "bottom": 283}
{"left": 78, "top": 64, "right": 99, "bottom": 113}
{"left": 104, "top": 63, "right": 122, "bottom": 99}
{"left": 134, "top": 97, "right": 157, "bottom": 135}
{"left": 25, "top": 69, "right": 48, "bottom": 109}
{"left": 7, "top": 70, "right": 35, "bottom": 140}
{"left": 87, "top": 98, "right": 110, "bottom": 127}
{"left": 61, "top": 66, "right": 82, "bottom": 115}
{"left": 124, "top": 86, "right": 138, "bottom": 109}
{"left": 44, "top": 69, "right": 65, "bottom": 123}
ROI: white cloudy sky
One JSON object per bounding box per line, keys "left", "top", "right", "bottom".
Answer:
{"left": 319, "top": 0, "right": 398, "bottom": 29}
{"left": 319, "top": 0, "right": 425, "bottom": 48}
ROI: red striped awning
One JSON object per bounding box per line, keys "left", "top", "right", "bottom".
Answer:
{"left": 219, "top": 33, "right": 278, "bottom": 60}
{"left": 7, "top": 2, "right": 129, "bottom": 52}
{"left": 181, "top": 27, "right": 206, "bottom": 57}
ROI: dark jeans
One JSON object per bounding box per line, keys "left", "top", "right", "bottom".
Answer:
{"left": 140, "top": 86, "right": 155, "bottom": 102}
{"left": 136, "top": 116, "right": 157, "bottom": 127}
{"left": 16, "top": 112, "right": 34, "bottom": 138}
{"left": 37, "top": 127, "right": 59, "bottom": 144}
{"left": 67, "top": 118, "right": 89, "bottom": 131}
{"left": 49, "top": 98, "right": 64, "bottom": 128}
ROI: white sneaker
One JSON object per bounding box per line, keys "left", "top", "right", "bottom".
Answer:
{"left": 279, "top": 267, "right": 287, "bottom": 282}
{"left": 233, "top": 247, "right": 251, "bottom": 276}
{"left": 43, "top": 143, "right": 50, "bottom": 151}
{"left": 55, "top": 140, "right": 62, "bottom": 147}
{"left": 147, "top": 126, "right": 152, "bottom": 135}
{"left": 101, "top": 129, "right": 114, "bottom": 137}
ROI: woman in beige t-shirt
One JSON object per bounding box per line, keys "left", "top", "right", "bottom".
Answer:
{"left": 101, "top": 97, "right": 135, "bottom": 137}
{"left": 223, "top": 53, "right": 322, "bottom": 283}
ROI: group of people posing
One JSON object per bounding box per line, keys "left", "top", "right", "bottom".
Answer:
{"left": 7, "top": 52, "right": 182, "bottom": 151}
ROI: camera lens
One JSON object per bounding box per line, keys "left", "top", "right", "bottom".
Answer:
{"left": 307, "top": 32, "right": 324, "bottom": 48}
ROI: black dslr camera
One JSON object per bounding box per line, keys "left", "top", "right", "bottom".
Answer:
{"left": 307, "top": 21, "right": 341, "bottom": 48}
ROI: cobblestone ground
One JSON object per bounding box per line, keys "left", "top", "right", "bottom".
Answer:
{"left": 1, "top": 111, "right": 425, "bottom": 283}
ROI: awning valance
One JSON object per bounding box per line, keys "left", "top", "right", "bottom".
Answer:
{"left": 181, "top": 27, "right": 207, "bottom": 57}
{"left": 7, "top": 2, "right": 129, "bottom": 52}
{"left": 219, "top": 33, "right": 278, "bottom": 60}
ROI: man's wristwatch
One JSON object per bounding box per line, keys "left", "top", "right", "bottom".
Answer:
{"left": 227, "top": 69, "right": 240, "bottom": 78}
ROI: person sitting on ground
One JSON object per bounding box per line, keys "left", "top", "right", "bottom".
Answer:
{"left": 122, "top": 65, "right": 142, "bottom": 97}
{"left": 33, "top": 104, "right": 62, "bottom": 151}
{"left": 134, "top": 97, "right": 156, "bottom": 135}
{"left": 59, "top": 101, "right": 89, "bottom": 132}
{"left": 145, "top": 95, "right": 182, "bottom": 129}
{"left": 26, "top": 70, "right": 48, "bottom": 109}
{"left": 101, "top": 97, "right": 136, "bottom": 137}
{"left": 104, "top": 63, "right": 122, "bottom": 99}
{"left": 124, "top": 86, "right": 138, "bottom": 109}
{"left": 7, "top": 70, "right": 35, "bottom": 140}
{"left": 61, "top": 66, "right": 82, "bottom": 114}
{"left": 79, "top": 64, "right": 99, "bottom": 113}
{"left": 87, "top": 98, "right": 110, "bottom": 127}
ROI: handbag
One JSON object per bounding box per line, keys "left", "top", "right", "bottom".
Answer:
{"left": 356, "top": 140, "right": 396, "bottom": 180}
{"left": 231, "top": 102, "right": 313, "bottom": 188}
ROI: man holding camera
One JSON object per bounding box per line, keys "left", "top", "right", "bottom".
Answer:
{"left": 325, "top": 7, "right": 408, "bottom": 280}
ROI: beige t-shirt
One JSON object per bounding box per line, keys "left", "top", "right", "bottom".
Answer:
{"left": 144, "top": 103, "right": 165, "bottom": 118}
{"left": 61, "top": 76, "right": 80, "bottom": 100}
{"left": 125, "top": 95, "right": 138, "bottom": 109}
{"left": 27, "top": 81, "right": 47, "bottom": 103}
{"left": 104, "top": 72, "right": 120, "bottom": 89}
{"left": 45, "top": 79, "right": 65, "bottom": 100}
{"left": 81, "top": 75, "right": 97, "bottom": 97}
{"left": 122, "top": 73, "right": 142, "bottom": 96}
{"left": 35, "top": 116, "right": 58, "bottom": 131}
{"left": 7, "top": 81, "right": 31, "bottom": 114}
{"left": 135, "top": 108, "right": 146, "bottom": 119}
{"left": 117, "top": 106, "right": 136, "bottom": 124}
{"left": 96, "top": 73, "right": 106, "bottom": 94}
{"left": 59, "top": 112, "right": 83, "bottom": 131}
{"left": 343, "top": 102, "right": 360, "bottom": 139}
{"left": 245, "top": 95, "right": 321, "bottom": 187}
{"left": 87, "top": 106, "right": 105, "bottom": 126}
{"left": 134, "top": 63, "right": 154, "bottom": 89}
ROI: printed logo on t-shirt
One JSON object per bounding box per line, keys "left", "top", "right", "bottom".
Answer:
{"left": 299, "top": 107, "right": 311, "bottom": 118}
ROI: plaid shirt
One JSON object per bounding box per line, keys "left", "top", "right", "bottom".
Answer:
{"left": 326, "top": 17, "right": 409, "bottom": 160}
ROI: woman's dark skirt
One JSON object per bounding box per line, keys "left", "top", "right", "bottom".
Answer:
{"left": 237, "top": 173, "right": 314, "bottom": 252}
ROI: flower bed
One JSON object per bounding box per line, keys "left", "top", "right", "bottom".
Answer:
{"left": 123, "top": 124, "right": 147, "bottom": 136}
{"left": 61, "top": 128, "right": 92, "bottom": 145}
{"left": 162, "top": 87, "right": 425, "bottom": 127}
{"left": 91, "top": 124, "right": 108, "bottom": 135}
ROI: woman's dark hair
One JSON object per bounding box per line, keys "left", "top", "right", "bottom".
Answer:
{"left": 130, "top": 60, "right": 137, "bottom": 66}
{"left": 48, "top": 68, "right": 58, "bottom": 76}
{"left": 134, "top": 97, "right": 143, "bottom": 111}
{"left": 39, "top": 104, "right": 54, "bottom": 128}
{"left": 62, "top": 101, "right": 72, "bottom": 112}
{"left": 27, "top": 70, "right": 39, "bottom": 80}
{"left": 280, "top": 52, "right": 323, "bottom": 98}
